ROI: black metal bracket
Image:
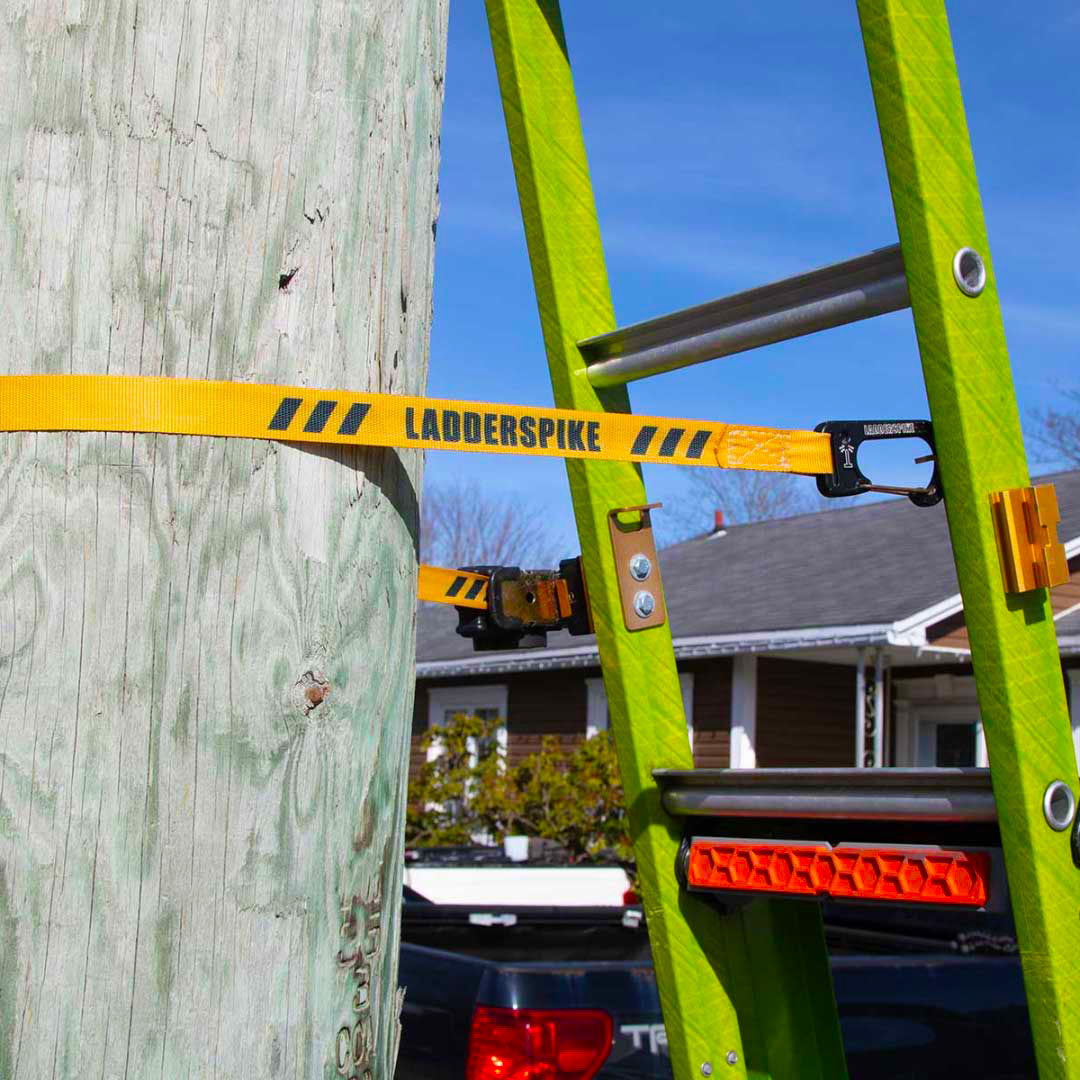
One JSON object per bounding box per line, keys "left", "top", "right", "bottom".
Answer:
{"left": 814, "top": 420, "right": 942, "bottom": 507}
{"left": 454, "top": 557, "right": 592, "bottom": 652}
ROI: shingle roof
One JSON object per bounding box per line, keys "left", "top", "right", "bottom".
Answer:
{"left": 416, "top": 468, "right": 1080, "bottom": 665}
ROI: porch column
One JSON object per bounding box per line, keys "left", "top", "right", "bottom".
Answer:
{"left": 855, "top": 648, "right": 867, "bottom": 767}
{"left": 730, "top": 654, "right": 758, "bottom": 769}
{"left": 975, "top": 717, "right": 990, "bottom": 768}
{"left": 873, "top": 649, "right": 885, "bottom": 767}
{"left": 1069, "top": 670, "right": 1080, "bottom": 775}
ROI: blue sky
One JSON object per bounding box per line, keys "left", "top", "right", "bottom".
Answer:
{"left": 424, "top": 4, "right": 1079, "bottom": 550}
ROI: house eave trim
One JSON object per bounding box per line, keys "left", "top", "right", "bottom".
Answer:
{"left": 892, "top": 533, "right": 1080, "bottom": 645}
{"left": 893, "top": 594, "right": 964, "bottom": 638}
{"left": 416, "top": 623, "right": 901, "bottom": 679}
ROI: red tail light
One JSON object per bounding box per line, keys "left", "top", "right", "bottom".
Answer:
{"left": 688, "top": 839, "right": 990, "bottom": 908}
{"left": 467, "top": 1005, "right": 613, "bottom": 1080}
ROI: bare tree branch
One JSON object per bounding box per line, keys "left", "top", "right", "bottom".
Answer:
{"left": 420, "top": 476, "right": 565, "bottom": 569}
{"left": 1029, "top": 388, "right": 1080, "bottom": 467}
{"left": 659, "top": 468, "right": 844, "bottom": 543}
{"left": 694, "top": 469, "right": 814, "bottom": 523}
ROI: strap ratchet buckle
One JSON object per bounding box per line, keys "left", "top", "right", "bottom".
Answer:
{"left": 454, "top": 557, "right": 592, "bottom": 651}
{"left": 815, "top": 420, "right": 942, "bottom": 507}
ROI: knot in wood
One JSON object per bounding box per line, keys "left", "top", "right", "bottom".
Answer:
{"left": 296, "top": 670, "right": 331, "bottom": 714}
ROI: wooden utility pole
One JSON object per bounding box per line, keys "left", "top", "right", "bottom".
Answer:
{"left": 0, "top": 1, "right": 447, "bottom": 1075}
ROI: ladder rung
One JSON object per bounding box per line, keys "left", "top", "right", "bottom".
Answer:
{"left": 581, "top": 245, "right": 909, "bottom": 387}
{"left": 654, "top": 767, "right": 995, "bottom": 824}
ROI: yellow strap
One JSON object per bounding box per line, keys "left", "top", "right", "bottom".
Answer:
{"left": 0, "top": 375, "right": 833, "bottom": 474}
{"left": 417, "top": 565, "right": 580, "bottom": 626}
{"left": 417, "top": 565, "right": 489, "bottom": 610}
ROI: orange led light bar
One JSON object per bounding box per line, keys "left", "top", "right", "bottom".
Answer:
{"left": 687, "top": 839, "right": 990, "bottom": 908}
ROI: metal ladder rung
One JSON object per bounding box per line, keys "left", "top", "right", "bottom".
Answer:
{"left": 653, "top": 767, "right": 995, "bottom": 824}
{"left": 580, "top": 244, "right": 908, "bottom": 387}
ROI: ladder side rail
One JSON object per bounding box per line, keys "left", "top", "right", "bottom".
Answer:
{"left": 858, "top": 2, "right": 1080, "bottom": 1076}
{"left": 483, "top": 3, "right": 849, "bottom": 1078}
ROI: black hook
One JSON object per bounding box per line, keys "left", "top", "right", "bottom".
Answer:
{"left": 814, "top": 420, "right": 942, "bottom": 507}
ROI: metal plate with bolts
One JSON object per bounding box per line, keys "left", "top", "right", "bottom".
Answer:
{"left": 608, "top": 503, "right": 667, "bottom": 631}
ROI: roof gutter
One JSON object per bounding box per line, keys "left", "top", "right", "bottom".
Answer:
{"left": 416, "top": 623, "right": 904, "bottom": 679}
{"left": 416, "top": 642, "right": 602, "bottom": 678}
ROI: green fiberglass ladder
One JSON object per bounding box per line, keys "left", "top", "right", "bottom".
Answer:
{"left": 481, "top": 2, "right": 1080, "bottom": 1078}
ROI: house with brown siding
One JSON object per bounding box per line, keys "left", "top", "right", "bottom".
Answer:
{"left": 412, "top": 469, "right": 1080, "bottom": 780}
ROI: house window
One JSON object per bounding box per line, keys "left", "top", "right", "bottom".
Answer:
{"left": 893, "top": 675, "right": 988, "bottom": 768}
{"left": 929, "top": 722, "right": 977, "bottom": 767}
{"left": 585, "top": 674, "right": 694, "bottom": 746}
{"left": 426, "top": 685, "right": 509, "bottom": 763}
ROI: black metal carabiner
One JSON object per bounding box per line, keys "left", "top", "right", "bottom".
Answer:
{"left": 814, "top": 420, "right": 942, "bottom": 507}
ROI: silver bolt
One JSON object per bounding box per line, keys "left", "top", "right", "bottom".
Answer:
{"left": 952, "top": 246, "right": 986, "bottom": 297}
{"left": 633, "top": 590, "right": 655, "bottom": 618}
{"left": 700, "top": 1064, "right": 713, "bottom": 1077}
{"left": 726, "top": 1051, "right": 739, "bottom": 1066}
{"left": 629, "top": 552, "right": 652, "bottom": 581}
{"left": 1043, "top": 780, "right": 1076, "bottom": 831}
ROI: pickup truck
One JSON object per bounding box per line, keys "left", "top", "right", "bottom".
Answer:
{"left": 396, "top": 894, "right": 1035, "bottom": 1079}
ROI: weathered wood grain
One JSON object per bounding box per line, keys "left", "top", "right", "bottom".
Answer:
{"left": 0, "top": 0, "right": 447, "bottom": 1075}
